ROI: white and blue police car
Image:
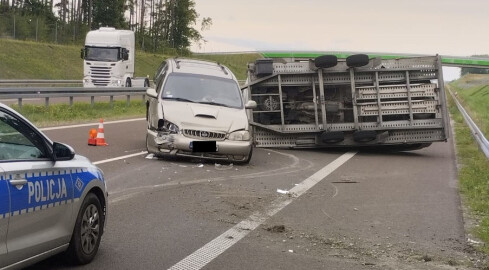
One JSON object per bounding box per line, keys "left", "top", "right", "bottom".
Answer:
{"left": 0, "top": 103, "right": 107, "bottom": 269}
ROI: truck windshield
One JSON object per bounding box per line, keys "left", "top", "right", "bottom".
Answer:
{"left": 161, "top": 73, "right": 243, "bottom": 108}
{"left": 84, "top": 46, "right": 120, "bottom": 62}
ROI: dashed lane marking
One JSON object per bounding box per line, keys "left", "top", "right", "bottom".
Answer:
{"left": 168, "top": 151, "right": 357, "bottom": 270}
{"left": 93, "top": 151, "right": 148, "bottom": 165}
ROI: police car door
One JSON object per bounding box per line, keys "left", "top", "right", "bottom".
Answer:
{"left": 0, "top": 166, "right": 8, "bottom": 267}
{"left": 0, "top": 108, "right": 74, "bottom": 265}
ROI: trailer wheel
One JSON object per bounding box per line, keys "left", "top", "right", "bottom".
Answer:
{"left": 314, "top": 55, "right": 338, "bottom": 68}
{"left": 346, "top": 54, "right": 369, "bottom": 68}
{"left": 353, "top": 130, "right": 377, "bottom": 142}
{"left": 392, "top": 143, "right": 432, "bottom": 152}
{"left": 125, "top": 78, "right": 132, "bottom": 87}
{"left": 320, "top": 131, "right": 344, "bottom": 143}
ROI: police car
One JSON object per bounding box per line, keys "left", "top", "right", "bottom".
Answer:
{"left": 0, "top": 103, "right": 107, "bottom": 269}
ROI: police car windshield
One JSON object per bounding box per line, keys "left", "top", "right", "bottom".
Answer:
{"left": 161, "top": 73, "right": 243, "bottom": 108}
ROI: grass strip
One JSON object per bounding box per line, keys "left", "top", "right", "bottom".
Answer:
{"left": 448, "top": 91, "right": 489, "bottom": 255}
{"left": 9, "top": 100, "right": 146, "bottom": 128}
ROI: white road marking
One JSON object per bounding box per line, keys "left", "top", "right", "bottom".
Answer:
{"left": 39, "top": 118, "right": 145, "bottom": 131}
{"left": 93, "top": 151, "right": 148, "bottom": 165}
{"left": 168, "top": 151, "right": 357, "bottom": 270}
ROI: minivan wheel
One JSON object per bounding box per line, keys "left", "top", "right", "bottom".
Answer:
{"left": 67, "top": 193, "right": 103, "bottom": 265}
{"left": 237, "top": 147, "right": 253, "bottom": 165}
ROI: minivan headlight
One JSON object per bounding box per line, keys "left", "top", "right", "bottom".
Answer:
{"left": 165, "top": 122, "right": 180, "bottom": 134}
{"left": 228, "top": 130, "right": 250, "bottom": 141}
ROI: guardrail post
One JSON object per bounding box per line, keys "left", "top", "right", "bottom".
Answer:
{"left": 17, "top": 98, "right": 22, "bottom": 109}
{"left": 110, "top": 96, "right": 114, "bottom": 108}
{"left": 45, "top": 97, "right": 49, "bottom": 108}
{"left": 69, "top": 96, "right": 73, "bottom": 107}
{"left": 126, "top": 95, "right": 130, "bottom": 106}
{"left": 91, "top": 96, "right": 95, "bottom": 107}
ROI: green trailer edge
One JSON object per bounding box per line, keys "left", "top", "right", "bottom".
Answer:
{"left": 260, "top": 52, "right": 489, "bottom": 68}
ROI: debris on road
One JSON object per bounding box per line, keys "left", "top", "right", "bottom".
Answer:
{"left": 215, "top": 163, "right": 234, "bottom": 170}
{"left": 145, "top": 153, "right": 155, "bottom": 159}
{"left": 266, "top": 225, "right": 285, "bottom": 233}
{"left": 277, "top": 189, "right": 289, "bottom": 195}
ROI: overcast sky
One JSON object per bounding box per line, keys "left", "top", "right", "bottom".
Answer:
{"left": 191, "top": 0, "right": 489, "bottom": 80}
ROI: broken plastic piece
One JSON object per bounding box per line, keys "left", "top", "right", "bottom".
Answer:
{"left": 215, "top": 163, "right": 234, "bottom": 170}
{"left": 277, "top": 189, "right": 289, "bottom": 194}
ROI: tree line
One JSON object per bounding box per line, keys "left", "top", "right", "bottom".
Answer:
{"left": 0, "top": 0, "right": 211, "bottom": 54}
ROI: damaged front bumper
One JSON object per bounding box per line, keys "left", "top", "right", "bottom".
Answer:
{"left": 146, "top": 129, "right": 252, "bottom": 162}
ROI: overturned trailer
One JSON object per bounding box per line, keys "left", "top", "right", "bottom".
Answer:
{"left": 242, "top": 54, "right": 449, "bottom": 150}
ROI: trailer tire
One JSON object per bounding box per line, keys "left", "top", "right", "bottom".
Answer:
{"left": 314, "top": 55, "right": 338, "bottom": 68}
{"left": 320, "top": 131, "right": 344, "bottom": 143}
{"left": 392, "top": 143, "right": 432, "bottom": 152}
{"left": 346, "top": 54, "right": 369, "bottom": 68}
{"left": 125, "top": 78, "right": 132, "bottom": 87}
{"left": 353, "top": 130, "right": 377, "bottom": 142}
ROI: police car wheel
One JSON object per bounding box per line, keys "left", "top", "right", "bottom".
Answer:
{"left": 67, "top": 193, "right": 103, "bottom": 265}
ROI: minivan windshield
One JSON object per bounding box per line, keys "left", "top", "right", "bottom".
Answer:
{"left": 161, "top": 73, "right": 243, "bottom": 108}
{"left": 84, "top": 46, "right": 120, "bottom": 62}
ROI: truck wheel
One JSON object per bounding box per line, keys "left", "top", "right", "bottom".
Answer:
{"left": 144, "top": 78, "right": 150, "bottom": 87}
{"left": 67, "top": 193, "right": 103, "bottom": 265}
{"left": 314, "top": 55, "right": 338, "bottom": 68}
{"left": 125, "top": 78, "right": 132, "bottom": 87}
{"left": 346, "top": 54, "right": 369, "bottom": 68}
{"left": 353, "top": 130, "right": 377, "bottom": 142}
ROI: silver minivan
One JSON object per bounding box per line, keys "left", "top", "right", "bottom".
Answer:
{"left": 146, "top": 58, "right": 256, "bottom": 164}
{"left": 0, "top": 103, "right": 107, "bottom": 269}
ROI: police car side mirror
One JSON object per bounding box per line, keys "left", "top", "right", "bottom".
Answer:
{"left": 53, "top": 142, "right": 75, "bottom": 161}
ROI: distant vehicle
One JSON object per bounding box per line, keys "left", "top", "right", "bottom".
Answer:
{"left": 0, "top": 103, "right": 107, "bottom": 269}
{"left": 146, "top": 58, "right": 257, "bottom": 164}
{"left": 243, "top": 54, "right": 450, "bottom": 151}
{"left": 81, "top": 27, "right": 149, "bottom": 88}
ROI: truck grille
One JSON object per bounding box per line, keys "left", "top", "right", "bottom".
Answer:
{"left": 183, "top": 129, "right": 226, "bottom": 140}
{"left": 90, "top": 66, "right": 112, "bottom": 86}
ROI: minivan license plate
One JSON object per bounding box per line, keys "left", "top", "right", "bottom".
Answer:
{"left": 190, "top": 141, "right": 217, "bottom": 152}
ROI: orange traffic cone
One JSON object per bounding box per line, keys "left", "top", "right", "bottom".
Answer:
{"left": 95, "top": 119, "right": 108, "bottom": 146}
{"left": 88, "top": 128, "right": 97, "bottom": 145}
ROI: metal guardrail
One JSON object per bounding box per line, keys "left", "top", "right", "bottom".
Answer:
{"left": 447, "top": 86, "right": 489, "bottom": 159}
{"left": 0, "top": 86, "right": 147, "bottom": 108}
{"left": 0, "top": 79, "right": 82, "bottom": 85}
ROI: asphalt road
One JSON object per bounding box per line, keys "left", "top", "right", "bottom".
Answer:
{"left": 25, "top": 118, "right": 483, "bottom": 270}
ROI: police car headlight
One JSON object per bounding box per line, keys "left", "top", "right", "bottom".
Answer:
{"left": 228, "top": 130, "right": 250, "bottom": 141}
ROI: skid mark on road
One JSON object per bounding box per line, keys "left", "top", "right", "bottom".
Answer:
{"left": 108, "top": 149, "right": 314, "bottom": 203}
{"left": 167, "top": 151, "right": 357, "bottom": 270}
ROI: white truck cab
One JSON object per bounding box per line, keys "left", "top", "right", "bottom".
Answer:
{"left": 81, "top": 27, "right": 149, "bottom": 88}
